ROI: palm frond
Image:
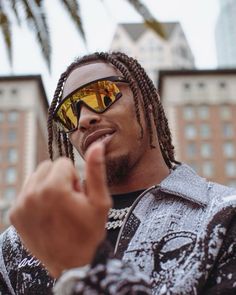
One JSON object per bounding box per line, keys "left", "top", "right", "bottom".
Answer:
{"left": 8, "top": 0, "right": 21, "bottom": 26}
{"left": 127, "top": 0, "right": 166, "bottom": 39}
{"left": 0, "top": 4, "right": 13, "bottom": 65}
{"left": 59, "top": 0, "right": 86, "bottom": 42}
{"left": 21, "top": 0, "right": 51, "bottom": 70}
{"left": 34, "top": 0, "right": 44, "bottom": 6}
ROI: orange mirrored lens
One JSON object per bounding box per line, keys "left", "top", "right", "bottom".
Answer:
{"left": 56, "top": 80, "right": 122, "bottom": 132}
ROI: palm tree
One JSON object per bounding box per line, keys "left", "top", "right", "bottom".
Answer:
{"left": 0, "top": 0, "right": 165, "bottom": 71}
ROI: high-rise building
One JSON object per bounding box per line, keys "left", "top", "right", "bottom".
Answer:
{"left": 110, "top": 22, "right": 195, "bottom": 84}
{"left": 0, "top": 75, "right": 49, "bottom": 231}
{"left": 215, "top": 0, "right": 236, "bottom": 67}
{"left": 158, "top": 69, "right": 236, "bottom": 187}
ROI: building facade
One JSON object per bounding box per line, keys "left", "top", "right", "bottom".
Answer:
{"left": 215, "top": 0, "right": 236, "bottom": 67}
{"left": 0, "top": 75, "right": 49, "bottom": 231}
{"left": 158, "top": 69, "right": 236, "bottom": 187}
{"left": 110, "top": 22, "right": 195, "bottom": 84}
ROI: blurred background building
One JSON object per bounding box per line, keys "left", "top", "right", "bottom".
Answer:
{"left": 215, "top": 0, "right": 236, "bottom": 67}
{"left": 158, "top": 69, "right": 236, "bottom": 187}
{"left": 0, "top": 75, "right": 48, "bottom": 230}
{"left": 110, "top": 22, "right": 195, "bottom": 83}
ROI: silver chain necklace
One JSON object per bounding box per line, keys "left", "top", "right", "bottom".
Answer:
{"left": 106, "top": 207, "right": 131, "bottom": 230}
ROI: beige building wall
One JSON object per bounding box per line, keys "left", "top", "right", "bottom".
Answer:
{"left": 0, "top": 76, "right": 49, "bottom": 231}
{"left": 159, "top": 69, "right": 236, "bottom": 188}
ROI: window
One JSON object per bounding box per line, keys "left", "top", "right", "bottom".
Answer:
{"left": 183, "top": 106, "right": 195, "bottom": 120}
{"left": 183, "top": 83, "right": 191, "bottom": 90}
{"left": 179, "top": 46, "right": 188, "bottom": 58}
{"left": 200, "top": 124, "right": 211, "bottom": 138}
{"left": 219, "top": 82, "right": 226, "bottom": 89}
{"left": 3, "top": 187, "right": 16, "bottom": 202}
{"left": 11, "top": 88, "right": 18, "bottom": 95}
{"left": 198, "top": 82, "right": 205, "bottom": 88}
{"left": 8, "top": 111, "right": 19, "bottom": 123}
{"left": 0, "top": 111, "right": 4, "bottom": 123}
{"left": 5, "top": 167, "right": 17, "bottom": 184}
{"left": 225, "top": 162, "right": 236, "bottom": 177}
{"left": 8, "top": 130, "right": 17, "bottom": 143}
{"left": 222, "top": 123, "right": 234, "bottom": 138}
{"left": 198, "top": 105, "right": 209, "bottom": 120}
{"left": 7, "top": 148, "right": 18, "bottom": 163}
{"left": 185, "top": 124, "right": 197, "bottom": 139}
{"left": 220, "top": 105, "right": 232, "bottom": 120}
{"left": 186, "top": 143, "right": 196, "bottom": 158}
{"left": 201, "top": 143, "right": 212, "bottom": 158}
{"left": 202, "top": 161, "right": 214, "bottom": 177}
{"left": 223, "top": 142, "right": 235, "bottom": 158}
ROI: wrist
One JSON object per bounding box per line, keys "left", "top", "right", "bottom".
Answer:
{"left": 46, "top": 250, "right": 94, "bottom": 278}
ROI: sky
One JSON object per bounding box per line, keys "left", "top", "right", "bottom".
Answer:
{"left": 0, "top": 0, "right": 220, "bottom": 101}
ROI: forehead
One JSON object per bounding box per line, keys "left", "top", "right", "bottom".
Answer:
{"left": 62, "top": 62, "right": 122, "bottom": 98}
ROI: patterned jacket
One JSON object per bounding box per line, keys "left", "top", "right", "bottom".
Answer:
{"left": 0, "top": 164, "right": 236, "bottom": 294}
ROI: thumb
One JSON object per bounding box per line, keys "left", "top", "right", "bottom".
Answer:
{"left": 85, "top": 142, "right": 112, "bottom": 211}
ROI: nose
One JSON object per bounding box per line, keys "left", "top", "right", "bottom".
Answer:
{"left": 78, "top": 104, "right": 101, "bottom": 132}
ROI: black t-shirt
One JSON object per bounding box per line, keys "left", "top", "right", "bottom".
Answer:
{"left": 106, "top": 190, "right": 145, "bottom": 249}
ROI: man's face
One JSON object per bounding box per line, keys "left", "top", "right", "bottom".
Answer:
{"left": 63, "top": 62, "right": 150, "bottom": 185}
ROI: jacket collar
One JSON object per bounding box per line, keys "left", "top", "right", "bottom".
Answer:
{"left": 159, "top": 164, "right": 209, "bottom": 207}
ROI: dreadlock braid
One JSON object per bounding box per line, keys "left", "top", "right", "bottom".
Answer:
{"left": 48, "top": 72, "right": 68, "bottom": 160}
{"left": 68, "top": 141, "right": 75, "bottom": 163}
{"left": 62, "top": 132, "right": 69, "bottom": 157}
{"left": 122, "top": 54, "right": 176, "bottom": 167}
{"left": 57, "top": 129, "right": 63, "bottom": 156}
{"left": 98, "top": 52, "right": 144, "bottom": 138}
{"left": 47, "top": 59, "right": 85, "bottom": 160}
{"left": 47, "top": 51, "right": 177, "bottom": 168}
{"left": 145, "top": 77, "right": 176, "bottom": 165}
{"left": 113, "top": 53, "right": 154, "bottom": 147}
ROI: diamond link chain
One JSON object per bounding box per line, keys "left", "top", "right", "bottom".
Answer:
{"left": 105, "top": 207, "right": 131, "bottom": 230}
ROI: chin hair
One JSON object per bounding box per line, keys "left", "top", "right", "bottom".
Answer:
{"left": 105, "top": 155, "right": 130, "bottom": 186}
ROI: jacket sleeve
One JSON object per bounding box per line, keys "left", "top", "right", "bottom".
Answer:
{"left": 0, "top": 271, "right": 12, "bottom": 295}
{"left": 53, "top": 241, "right": 152, "bottom": 295}
{"left": 202, "top": 216, "right": 236, "bottom": 295}
{"left": 0, "top": 226, "right": 19, "bottom": 295}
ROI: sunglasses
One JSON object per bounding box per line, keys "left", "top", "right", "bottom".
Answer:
{"left": 53, "top": 76, "right": 128, "bottom": 133}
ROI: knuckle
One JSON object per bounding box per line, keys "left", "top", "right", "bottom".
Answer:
{"left": 36, "top": 181, "right": 58, "bottom": 202}
{"left": 37, "top": 177, "right": 70, "bottom": 203}
{"left": 36, "top": 160, "right": 53, "bottom": 172}
{"left": 54, "top": 157, "right": 73, "bottom": 168}
{"left": 23, "top": 190, "right": 38, "bottom": 208}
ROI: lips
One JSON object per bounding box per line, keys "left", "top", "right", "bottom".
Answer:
{"left": 82, "top": 128, "right": 115, "bottom": 152}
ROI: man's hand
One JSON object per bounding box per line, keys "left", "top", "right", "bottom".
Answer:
{"left": 9, "top": 142, "right": 112, "bottom": 278}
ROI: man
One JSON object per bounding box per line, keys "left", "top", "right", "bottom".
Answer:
{"left": 1, "top": 52, "right": 236, "bottom": 294}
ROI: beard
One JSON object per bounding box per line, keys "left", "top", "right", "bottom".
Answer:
{"left": 105, "top": 154, "right": 131, "bottom": 186}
